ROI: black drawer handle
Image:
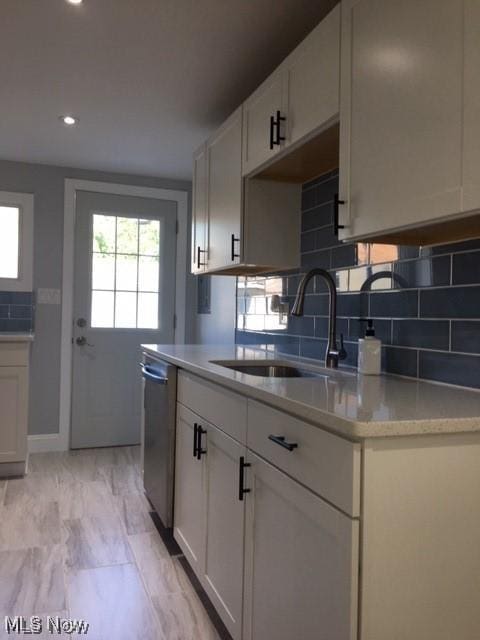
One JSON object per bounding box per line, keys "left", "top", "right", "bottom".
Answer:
{"left": 193, "top": 423, "right": 198, "bottom": 458}
{"left": 238, "top": 456, "right": 251, "bottom": 501}
{"left": 196, "top": 426, "right": 207, "bottom": 460}
{"left": 196, "top": 246, "right": 206, "bottom": 269}
{"left": 274, "top": 110, "right": 286, "bottom": 145}
{"left": 269, "top": 114, "right": 275, "bottom": 150}
{"left": 268, "top": 435, "right": 298, "bottom": 452}
{"left": 334, "top": 193, "right": 346, "bottom": 236}
{"left": 231, "top": 234, "right": 240, "bottom": 261}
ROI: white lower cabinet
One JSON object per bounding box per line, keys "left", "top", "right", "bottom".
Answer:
{"left": 203, "top": 421, "right": 246, "bottom": 640}
{"left": 243, "top": 453, "right": 359, "bottom": 640}
{"left": 173, "top": 404, "right": 206, "bottom": 574}
{"left": 0, "top": 341, "right": 30, "bottom": 474}
{"left": 174, "top": 373, "right": 480, "bottom": 639}
{"left": 174, "top": 403, "right": 246, "bottom": 640}
{"left": 0, "top": 366, "right": 28, "bottom": 464}
{"left": 174, "top": 378, "right": 360, "bottom": 640}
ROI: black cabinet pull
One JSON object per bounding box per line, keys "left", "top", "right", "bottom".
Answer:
{"left": 334, "top": 193, "right": 346, "bottom": 236}
{"left": 268, "top": 435, "right": 298, "bottom": 452}
{"left": 193, "top": 423, "right": 199, "bottom": 458}
{"left": 238, "top": 456, "right": 251, "bottom": 501}
{"left": 269, "top": 114, "right": 275, "bottom": 150}
{"left": 196, "top": 426, "right": 207, "bottom": 460}
{"left": 274, "top": 110, "right": 286, "bottom": 145}
{"left": 196, "top": 246, "right": 206, "bottom": 269}
{"left": 231, "top": 234, "right": 240, "bottom": 261}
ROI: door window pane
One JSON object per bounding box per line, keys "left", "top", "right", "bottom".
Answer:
{"left": 90, "top": 213, "right": 165, "bottom": 329}
{"left": 92, "top": 253, "right": 115, "bottom": 290}
{"left": 116, "top": 254, "right": 138, "bottom": 291}
{"left": 138, "top": 256, "right": 159, "bottom": 292}
{"left": 0, "top": 206, "right": 19, "bottom": 278}
{"left": 116, "top": 217, "right": 138, "bottom": 254}
{"left": 115, "top": 292, "right": 137, "bottom": 328}
{"left": 91, "top": 291, "right": 114, "bottom": 327}
{"left": 139, "top": 219, "right": 160, "bottom": 256}
{"left": 93, "top": 215, "right": 116, "bottom": 253}
{"left": 138, "top": 293, "right": 159, "bottom": 329}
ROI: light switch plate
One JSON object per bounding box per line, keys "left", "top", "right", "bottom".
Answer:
{"left": 37, "top": 288, "right": 61, "bottom": 305}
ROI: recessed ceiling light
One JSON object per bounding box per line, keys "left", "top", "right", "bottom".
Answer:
{"left": 67, "top": 0, "right": 83, "bottom": 5}
{"left": 60, "top": 115, "right": 79, "bottom": 126}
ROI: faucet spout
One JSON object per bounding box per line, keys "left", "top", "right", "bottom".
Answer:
{"left": 291, "top": 268, "right": 345, "bottom": 369}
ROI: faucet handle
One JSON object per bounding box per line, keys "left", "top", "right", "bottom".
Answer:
{"left": 338, "top": 333, "right": 347, "bottom": 361}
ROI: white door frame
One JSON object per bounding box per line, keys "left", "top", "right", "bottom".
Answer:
{"left": 34, "top": 179, "right": 188, "bottom": 453}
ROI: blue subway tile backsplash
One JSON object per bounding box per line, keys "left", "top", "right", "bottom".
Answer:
{"left": 0, "top": 291, "right": 34, "bottom": 333}
{"left": 235, "top": 169, "right": 480, "bottom": 390}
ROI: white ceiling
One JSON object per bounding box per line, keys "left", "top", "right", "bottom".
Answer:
{"left": 0, "top": 0, "right": 337, "bottom": 180}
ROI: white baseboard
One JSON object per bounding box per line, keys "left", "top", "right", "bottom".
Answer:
{"left": 28, "top": 433, "right": 68, "bottom": 453}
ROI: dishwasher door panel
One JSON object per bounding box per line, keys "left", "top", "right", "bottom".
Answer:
{"left": 142, "top": 359, "right": 177, "bottom": 528}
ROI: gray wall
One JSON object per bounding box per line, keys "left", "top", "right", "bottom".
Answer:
{"left": 194, "top": 276, "right": 236, "bottom": 345}
{"left": 0, "top": 159, "right": 192, "bottom": 436}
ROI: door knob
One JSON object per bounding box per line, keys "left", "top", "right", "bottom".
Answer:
{"left": 76, "top": 336, "right": 94, "bottom": 347}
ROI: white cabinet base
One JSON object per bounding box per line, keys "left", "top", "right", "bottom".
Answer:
{"left": 0, "top": 342, "right": 30, "bottom": 474}
{"left": 361, "top": 433, "right": 480, "bottom": 640}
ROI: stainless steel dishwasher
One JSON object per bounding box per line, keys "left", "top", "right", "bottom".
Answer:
{"left": 141, "top": 354, "right": 177, "bottom": 529}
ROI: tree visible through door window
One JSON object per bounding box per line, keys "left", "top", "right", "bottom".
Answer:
{"left": 91, "top": 214, "right": 161, "bottom": 329}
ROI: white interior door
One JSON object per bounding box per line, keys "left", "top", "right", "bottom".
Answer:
{"left": 71, "top": 190, "right": 177, "bottom": 449}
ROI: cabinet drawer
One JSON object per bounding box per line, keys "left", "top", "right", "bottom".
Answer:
{"left": 0, "top": 343, "right": 29, "bottom": 367}
{"left": 178, "top": 371, "right": 247, "bottom": 443}
{"left": 247, "top": 400, "right": 360, "bottom": 517}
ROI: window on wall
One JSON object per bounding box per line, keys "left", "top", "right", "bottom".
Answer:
{"left": 0, "top": 192, "right": 34, "bottom": 291}
{"left": 90, "top": 213, "right": 161, "bottom": 329}
{"left": 0, "top": 206, "right": 20, "bottom": 278}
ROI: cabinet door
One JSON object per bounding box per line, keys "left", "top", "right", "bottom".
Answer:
{"left": 0, "top": 366, "right": 28, "bottom": 463}
{"left": 203, "top": 425, "right": 245, "bottom": 640}
{"left": 339, "top": 0, "right": 463, "bottom": 241}
{"left": 207, "top": 107, "right": 243, "bottom": 272}
{"left": 284, "top": 5, "right": 340, "bottom": 147}
{"left": 191, "top": 144, "right": 208, "bottom": 274}
{"left": 173, "top": 404, "right": 206, "bottom": 574}
{"left": 242, "top": 72, "right": 284, "bottom": 176}
{"left": 243, "top": 453, "right": 359, "bottom": 640}
{"left": 463, "top": 0, "right": 480, "bottom": 212}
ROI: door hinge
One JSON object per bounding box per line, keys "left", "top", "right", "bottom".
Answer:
{"left": 173, "top": 314, "right": 177, "bottom": 330}
{"left": 175, "top": 219, "right": 179, "bottom": 235}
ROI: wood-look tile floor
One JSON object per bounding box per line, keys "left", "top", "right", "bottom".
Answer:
{"left": 0, "top": 447, "right": 223, "bottom": 640}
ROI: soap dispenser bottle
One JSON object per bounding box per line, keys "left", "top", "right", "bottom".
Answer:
{"left": 358, "top": 319, "right": 381, "bottom": 375}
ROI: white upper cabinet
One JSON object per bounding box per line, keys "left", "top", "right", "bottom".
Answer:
{"left": 242, "top": 5, "right": 340, "bottom": 177}
{"left": 339, "top": 0, "right": 464, "bottom": 241}
{"left": 283, "top": 5, "right": 340, "bottom": 148}
{"left": 207, "top": 107, "right": 243, "bottom": 272}
{"left": 191, "top": 6, "right": 340, "bottom": 274}
{"left": 242, "top": 72, "right": 285, "bottom": 177}
{"left": 462, "top": 0, "right": 480, "bottom": 214}
{"left": 191, "top": 144, "right": 208, "bottom": 274}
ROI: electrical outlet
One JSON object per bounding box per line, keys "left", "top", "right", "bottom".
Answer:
{"left": 37, "top": 288, "right": 61, "bottom": 305}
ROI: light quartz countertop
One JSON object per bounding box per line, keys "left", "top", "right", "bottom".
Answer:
{"left": 0, "top": 333, "right": 34, "bottom": 342}
{"left": 142, "top": 344, "right": 480, "bottom": 440}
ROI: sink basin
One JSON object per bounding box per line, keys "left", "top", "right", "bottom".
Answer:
{"left": 211, "top": 360, "right": 325, "bottom": 378}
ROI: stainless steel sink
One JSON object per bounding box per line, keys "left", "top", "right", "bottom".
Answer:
{"left": 211, "top": 361, "right": 324, "bottom": 378}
